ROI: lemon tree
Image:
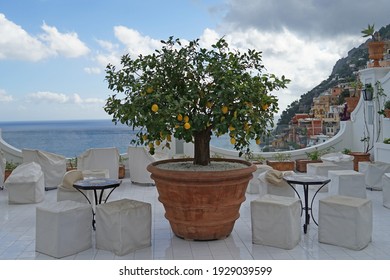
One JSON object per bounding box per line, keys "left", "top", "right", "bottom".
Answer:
{"left": 105, "top": 37, "right": 290, "bottom": 166}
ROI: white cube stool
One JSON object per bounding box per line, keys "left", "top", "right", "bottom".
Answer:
{"left": 307, "top": 162, "right": 339, "bottom": 192}
{"left": 383, "top": 173, "right": 390, "bottom": 208}
{"left": 5, "top": 162, "right": 45, "bottom": 204}
{"left": 96, "top": 198, "right": 152, "bottom": 256}
{"left": 328, "top": 170, "right": 366, "bottom": 198}
{"left": 318, "top": 195, "right": 372, "bottom": 250}
{"left": 36, "top": 200, "right": 93, "bottom": 258}
{"left": 251, "top": 194, "right": 301, "bottom": 249}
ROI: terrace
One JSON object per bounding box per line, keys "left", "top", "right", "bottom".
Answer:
{"left": 1, "top": 174, "right": 390, "bottom": 260}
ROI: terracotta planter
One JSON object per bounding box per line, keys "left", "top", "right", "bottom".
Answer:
{"left": 118, "top": 165, "right": 125, "bottom": 179}
{"left": 295, "top": 159, "right": 322, "bottom": 173}
{"left": 266, "top": 160, "right": 295, "bottom": 171}
{"left": 384, "top": 109, "right": 390, "bottom": 118}
{"left": 368, "top": 41, "right": 385, "bottom": 67}
{"left": 345, "top": 96, "right": 359, "bottom": 113}
{"left": 4, "top": 170, "right": 13, "bottom": 182}
{"left": 349, "top": 152, "right": 371, "bottom": 171}
{"left": 147, "top": 158, "right": 256, "bottom": 240}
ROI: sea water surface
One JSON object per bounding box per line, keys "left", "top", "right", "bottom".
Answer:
{"left": 0, "top": 119, "right": 241, "bottom": 158}
{"left": 0, "top": 119, "right": 137, "bottom": 157}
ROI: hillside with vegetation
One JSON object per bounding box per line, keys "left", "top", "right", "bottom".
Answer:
{"left": 276, "top": 24, "right": 390, "bottom": 130}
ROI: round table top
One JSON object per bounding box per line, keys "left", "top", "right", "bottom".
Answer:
{"left": 73, "top": 178, "right": 122, "bottom": 190}
{"left": 283, "top": 174, "right": 330, "bottom": 185}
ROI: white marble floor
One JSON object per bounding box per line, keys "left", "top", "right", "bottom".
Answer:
{"left": 1, "top": 176, "right": 390, "bottom": 260}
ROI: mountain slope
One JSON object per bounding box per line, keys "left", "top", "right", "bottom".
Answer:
{"left": 276, "top": 24, "right": 390, "bottom": 127}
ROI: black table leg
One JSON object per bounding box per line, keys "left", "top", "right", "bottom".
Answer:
{"left": 303, "top": 184, "right": 310, "bottom": 233}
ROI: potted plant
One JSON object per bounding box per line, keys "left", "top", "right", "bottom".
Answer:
{"left": 295, "top": 148, "right": 326, "bottom": 173}
{"left": 361, "top": 24, "right": 385, "bottom": 67}
{"left": 383, "top": 100, "right": 390, "bottom": 118}
{"left": 347, "top": 136, "right": 371, "bottom": 171}
{"left": 266, "top": 152, "right": 295, "bottom": 171}
{"left": 4, "top": 161, "right": 19, "bottom": 182}
{"left": 66, "top": 157, "right": 77, "bottom": 171}
{"left": 118, "top": 155, "right": 127, "bottom": 179}
{"left": 104, "top": 37, "right": 289, "bottom": 240}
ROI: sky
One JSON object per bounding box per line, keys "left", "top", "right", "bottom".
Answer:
{"left": 1, "top": 0, "right": 390, "bottom": 122}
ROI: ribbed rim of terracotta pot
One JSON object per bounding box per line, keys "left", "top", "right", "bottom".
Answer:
{"left": 147, "top": 158, "right": 256, "bottom": 182}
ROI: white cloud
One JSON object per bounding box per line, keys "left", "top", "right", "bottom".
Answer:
{"left": 0, "top": 89, "right": 13, "bottom": 102}
{"left": 28, "top": 91, "right": 105, "bottom": 105}
{"left": 113, "top": 26, "right": 161, "bottom": 57}
{"left": 96, "top": 39, "right": 118, "bottom": 52}
{"left": 40, "top": 23, "right": 90, "bottom": 58}
{"left": 29, "top": 91, "right": 70, "bottom": 103}
{"left": 0, "top": 14, "right": 90, "bottom": 61}
{"left": 84, "top": 67, "right": 102, "bottom": 74}
{"left": 0, "top": 14, "right": 52, "bottom": 61}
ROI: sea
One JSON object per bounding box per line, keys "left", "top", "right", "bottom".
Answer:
{"left": 0, "top": 119, "right": 244, "bottom": 158}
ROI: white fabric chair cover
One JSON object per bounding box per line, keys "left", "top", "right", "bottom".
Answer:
{"left": 328, "top": 170, "right": 366, "bottom": 198}
{"left": 77, "top": 147, "right": 120, "bottom": 179}
{"left": 359, "top": 161, "right": 390, "bottom": 190}
{"left": 0, "top": 150, "right": 5, "bottom": 187}
{"left": 5, "top": 162, "right": 45, "bottom": 204}
{"left": 251, "top": 194, "right": 301, "bottom": 249}
{"left": 247, "top": 164, "right": 273, "bottom": 194}
{"left": 57, "top": 170, "right": 89, "bottom": 203}
{"left": 57, "top": 169, "right": 110, "bottom": 204}
{"left": 383, "top": 173, "right": 390, "bottom": 208}
{"left": 128, "top": 146, "right": 156, "bottom": 185}
{"left": 258, "top": 168, "right": 296, "bottom": 197}
{"left": 96, "top": 198, "right": 152, "bottom": 256}
{"left": 35, "top": 200, "right": 93, "bottom": 258}
{"left": 318, "top": 195, "right": 372, "bottom": 250}
{"left": 321, "top": 152, "right": 354, "bottom": 170}
{"left": 22, "top": 149, "right": 66, "bottom": 190}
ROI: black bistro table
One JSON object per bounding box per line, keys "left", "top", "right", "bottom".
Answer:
{"left": 73, "top": 178, "right": 122, "bottom": 229}
{"left": 283, "top": 174, "right": 330, "bottom": 234}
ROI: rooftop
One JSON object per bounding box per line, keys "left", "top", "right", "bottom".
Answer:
{"left": 1, "top": 176, "right": 390, "bottom": 260}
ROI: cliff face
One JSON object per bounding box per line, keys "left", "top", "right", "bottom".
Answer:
{"left": 277, "top": 24, "right": 390, "bottom": 127}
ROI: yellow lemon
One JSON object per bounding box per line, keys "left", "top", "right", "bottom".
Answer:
{"left": 183, "top": 115, "right": 189, "bottom": 123}
{"left": 151, "top": 104, "right": 159, "bottom": 112}
{"left": 222, "top": 105, "right": 228, "bottom": 114}
{"left": 148, "top": 142, "right": 154, "bottom": 149}
{"left": 155, "top": 140, "right": 161, "bottom": 146}
{"left": 230, "top": 137, "right": 236, "bottom": 145}
{"left": 166, "top": 135, "right": 172, "bottom": 142}
{"left": 146, "top": 87, "right": 153, "bottom": 94}
{"left": 142, "top": 134, "right": 148, "bottom": 141}
{"left": 256, "top": 138, "right": 261, "bottom": 145}
{"left": 262, "top": 104, "right": 269, "bottom": 110}
{"left": 184, "top": 122, "right": 191, "bottom": 130}
{"left": 229, "top": 125, "right": 235, "bottom": 131}
{"left": 177, "top": 113, "right": 183, "bottom": 121}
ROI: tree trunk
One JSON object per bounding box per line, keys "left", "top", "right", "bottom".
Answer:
{"left": 193, "top": 128, "right": 212, "bottom": 166}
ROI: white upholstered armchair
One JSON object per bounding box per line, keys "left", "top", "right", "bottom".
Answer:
{"left": 127, "top": 146, "right": 157, "bottom": 185}
{"left": 77, "top": 147, "right": 120, "bottom": 179}
{"left": 22, "top": 149, "right": 67, "bottom": 191}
